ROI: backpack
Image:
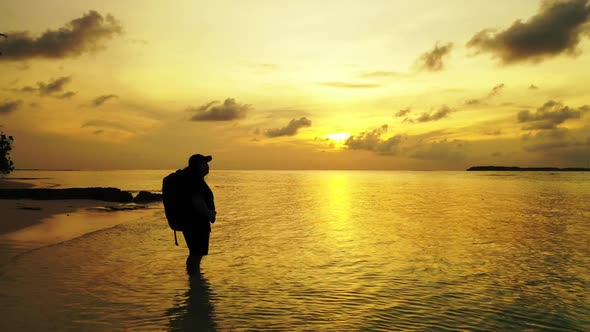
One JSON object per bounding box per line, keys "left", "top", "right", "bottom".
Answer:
{"left": 162, "top": 170, "right": 192, "bottom": 244}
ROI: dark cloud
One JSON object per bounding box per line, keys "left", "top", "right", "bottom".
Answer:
{"left": 0, "top": 100, "right": 22, "bottom": 114}
{"left": 417, "top": 105, "right": 453, "bottom": 122}
{"left": 395, "top": 108, "right": 411, "bottom": 117}
{"left": 0, "top": 11, "right": 122, "bottom": 61}
{"left": 488, "top": 83, "right": 505, "bottom": 97}
{"left": 58, "top": 91, "right": 76, "bottom": 99}
{"left": 40, "top": 76, "right": 70, "bottom": 95}
{"left": 318, "top": 82, "right": 382, "bottom": 88}
{"left": 344, "top": 125, "right": 403, "bottom": 155}
{"left": 92, "top": 94, "right": 118, "bottom": 107}
{"left": 521, "top": 126, "right": 590, "bottom": 166}
{"left": 416, "top": 42, "right": 453, "bottom": 71}
{"left": 265, "top": 117, "right": 312, "bottom": 138}
{"left": 530, "top": 127, "right": 571, "bottom": 140}
{"left": 376, "top": 135, "right": 404, "bottom": 155}
{"left": 190, "top": 98, "right": 250, "bottom": 121}
{"left": 357, "top": 71, "right": 401, "bottom": 79}
{"left": 517, "top": 100, "right": 587, "bottom": 130}
{"left": 466, "top": 0, "right": 590, "bottom": 63}
{"left": 345, "top": 125, "right": 388, "bottom": 151}
{"left": 17, "top": 76, "right": 76, "bottom": 98}
{"left": 464, "top": 83, "right": 505, "bottom": 105}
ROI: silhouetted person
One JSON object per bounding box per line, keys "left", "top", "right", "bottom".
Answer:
{"left": 181, "top": 154, "right": 217, "bottom": 275}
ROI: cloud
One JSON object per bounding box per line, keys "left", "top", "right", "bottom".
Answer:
{"left": 37, "top": 76, "right": 71, "bottom": 95}
{"left": 318, "top": 82, "right": 382, "bottom": 88}
{"left": 416, "top": 42, "right": 453, "bottom": 71}
{"left": 522, "top": 127, "right": 589, "bottom": 152}
{"left": 488, "top": 83, "right": 505, "bottom": 97}
{"left": 0, "top": 11, "right": 122, "bottom": 61}
{"left": 417, "top": 105, "right": 453, "bottom": 122}
{"left": 265, "top": 117, "right": 312, "bottom": 137}
{"left": 92, "top": 94, "right": 118, "bottom": 107}
{"left": 485, "top": 129, "right": 503, "bottom": 136}
{"left": 0, "top": 100, "right": 22, "bottom": 114}
{"left": 81, "top": 120, "right": 132, "bottom": 132}
{"left": 189, "top": 98, "right": 250, "bottom": 121}
{"left": 344, "top": 125, "right": 403, "bottom": 155}
{"left": 357, "top": 71, "right": 401, "bottom": 79}
{"left": 466, "top": 0, "right": 590, "bottom": 63}
{"left": 58, "top": 91, "right": 76, "bottom": 99}
{"left": 345, "top": 125, "right": 388, "bottom": 151}
{"left": 410, "top": 139, "right": 467, "bottom": 161}
{"left": 464, "top": 83, "right": 505, "bottom": 105}
{"left": 17, "top": 76, "right": 76, "bottom": 98}
{"left": 518, "top": 100, "right": 588, "bottom": 130}
{"left": 395, "top": 108, "right": 411, "bottom": 117}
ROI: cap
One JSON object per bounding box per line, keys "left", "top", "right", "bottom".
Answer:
{"left": 188, "top": 154, "right": 212, "bottom": 169}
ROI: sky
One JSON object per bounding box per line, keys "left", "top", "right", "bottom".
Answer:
{"left": 1, "top": 0, "right": 589, "bottom": 170}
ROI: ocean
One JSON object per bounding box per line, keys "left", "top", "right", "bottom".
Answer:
{"left": 0, "top": 170, "right": 589, "bottom": 331}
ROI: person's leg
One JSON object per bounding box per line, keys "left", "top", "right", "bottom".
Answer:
{"left": 183, "top": 227, "right": 210, "bottom": 275}
{"left": 183, "top": 230, "right": 201, "bottom": 275}
{"left": 186, "top": 254, "right": 202, "bottom": 275}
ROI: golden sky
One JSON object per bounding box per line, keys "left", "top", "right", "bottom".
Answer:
{"left": 1, "top": 0, "right": 589, "bottom": 170}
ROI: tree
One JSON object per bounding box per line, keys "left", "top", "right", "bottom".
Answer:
{"left": 0, "top": 132, "right": 15, "bottom": 175}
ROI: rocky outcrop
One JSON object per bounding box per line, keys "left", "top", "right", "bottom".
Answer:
{"left": 0, "top": 187, "right": 133, "bottom": 202}
{"left": 132, "top": 191, "right": 162, "bottom": 204}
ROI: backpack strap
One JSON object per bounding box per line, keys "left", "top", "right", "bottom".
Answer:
{"left": 174, "top": 230, "right": 179, "bottom": 246}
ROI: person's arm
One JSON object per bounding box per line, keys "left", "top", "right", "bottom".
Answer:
{"left": 191, "top": 195, "right": 216, "bottom": 222}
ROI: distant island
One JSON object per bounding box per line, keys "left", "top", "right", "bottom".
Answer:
{"left": 467, "top": 166, "right": 590, "bottom": 172}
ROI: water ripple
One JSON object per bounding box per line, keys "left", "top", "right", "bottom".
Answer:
{"left": 0, "top": 171, "right": 589, "bottom": 330}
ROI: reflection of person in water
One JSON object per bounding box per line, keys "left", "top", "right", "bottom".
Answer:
{"left": 167, "top": 274, "right": 217, "bottom": 331}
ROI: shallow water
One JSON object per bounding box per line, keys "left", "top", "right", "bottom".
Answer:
{"left": 1, "top": 170, "right": 589, "bottom": 331}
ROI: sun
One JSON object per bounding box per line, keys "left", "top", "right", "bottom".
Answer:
{"left": 325, "top": 132, "right": 352, "bottom": 147}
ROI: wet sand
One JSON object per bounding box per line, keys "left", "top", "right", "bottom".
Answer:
{"left": 0, "top": 199, "right": 118, "bottom": 235}
{"left": 0, "top": 179, "right": 35, "bottom": 190}
{"left": 0, "top": 178, "right": 155, "bottom": 257}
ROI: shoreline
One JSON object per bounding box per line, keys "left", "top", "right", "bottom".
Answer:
{"left": 0, "top": 178, "right": 160, "bottom": 251}
{"left": 0, "top": 199, "right": 124, "bottom": 236}
{"left": 0, "top": 179, "right": 35, "bottom": 190}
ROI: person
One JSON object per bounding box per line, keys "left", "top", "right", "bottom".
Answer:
{"left": 182, "top": 154, "right": 217, "bottom": 275}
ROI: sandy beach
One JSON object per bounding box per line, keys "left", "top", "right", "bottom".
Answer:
{"left": 0, "top": 199, "right": 119, "bottom": 235}
{"left": 0, "top": 178, "right": 156, "bottom": 264}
